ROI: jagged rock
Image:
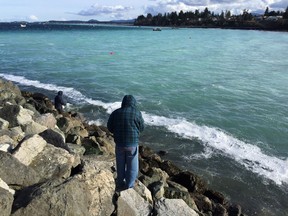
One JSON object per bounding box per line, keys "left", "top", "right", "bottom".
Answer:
{"left": 79, "top": 156, "right": 115, "bottom": 216}
{"left": 214, "top": 203, "right": 228, "bottom": 216}
{"left": 228, "top": 204, "right": 242, "bottom": 216}
{"left": 87, "top": 124, "right": 107, "bottom": 137}
{"left": 0, "top": 144, "right": 12, "bottom": 152}
{"left": 193, "top": 194, "right": 213, "bottom": 212}
{"left": 12, "top": 134, "right": 47, "bottom": 166}
{"left": 57, "top": 117, "right": 83, "bottom": 133}
{"left": 0, "top": 127, "right": 25, "bottom": 147}
{"left": 35, "top": 113, "right": 57, "bottom": 129}
{"left": 149, "top": 181, "right": 165, "bottom": 199}
{"left": 68, "top": 126, "right": 89, "bottom": 138}
{"left": 140, "top": 167, "right": 169, "bottom": 188}
{"left": 22, "top": 92, "right": 54, "bottom": 114}
{"left": 0, "top": 105, "right": 34, "bottom": 127}
{"left": 117, "top": 188, "right": 153, "bottom": 216}
{"left": 0, "top": 151, "right": 40, "bottom": 189}
{"left": 0, "top": 177, "right": 15, "bottom": 195}
{"left": 170, "top": 171, "right": 207, "bottom": 193}
{"left": 66, "top": 133, "right": 82, "bottom": 145}
{"left": 154, "top": 198, "right": 199, "bottom": 216}
{"left": 22, "top": 121, "right": 47, "bottom": 135}
{"left": 139, "top": 145, "right": 155, "bottom": 158}
{"left": 134, "top": 180, "right": 153, "bottom": 204}
{"left": 29, "top": 144, "right": 76, "bottom": 181}
{"left": 204, "top": 189, "right": 227, "bottom": 205}
{"left": 38, "top": 129, "right": 69, "bottom": 152}
{"left": 164, "top": 187, "right": 198, "bottom": 211}
{"left": 0, "top": 117, "right": 9, "bottom": 130}
{"left": 167, "top": 180, "right": 188, "bottom": 192}
{"left": 81, "top": 137, "right": 103, "bottom": 155}
{"left": 67, "top": 143, "right": 86, "bottom": 156}
{"left": 22, "top": 103, "right": 41, "bottom": 118}
{"left": 11, "top": 177, "right": 91, "bottom": 216}
{"left": 0, "top": 187, "right": 14, "bottom": 216}
{"left": 0, "top": 134, "right": 15, "bottom": 152}
{"left": 159, "top": 160, "right": 182, "bottom": 176}
{"left": 96, "top": 136, "right": 115, "bottom": 155}
{"left": 0, "top": 79, "right": 25, "bottom": 106}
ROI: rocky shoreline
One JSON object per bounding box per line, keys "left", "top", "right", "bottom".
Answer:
{"left": 0, "top": 78, "right": 245, "bottom": 216}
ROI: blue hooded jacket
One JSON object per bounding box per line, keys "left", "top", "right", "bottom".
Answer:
{"left": 107, "top": 95, "right": 144, "bottom": 147}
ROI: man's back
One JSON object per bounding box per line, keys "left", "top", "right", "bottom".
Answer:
{"left": 107, "top": 95, "right": 144, "bottom": 147}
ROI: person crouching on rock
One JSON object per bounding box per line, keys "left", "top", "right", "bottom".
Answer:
{"left": 54, "top": 91, "right": 66, "bottom": 114}
{"left": 107, "top": 95, "right": 144, "bottom": 190}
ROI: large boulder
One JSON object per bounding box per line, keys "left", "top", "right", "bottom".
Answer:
{"left": 0, "top": 127, "right": 25, "bottom": 147}
{"left": 38, "top": 129, "right": 69, "bottom": 152}
{"left": 12, "top": 134, "right": 47, "bottom": 166}
{"left": 0, "top": 117, "right": 9, "bottom": 130}
{"left": 22, "top": 121, "right": 47, "bottom": 135}
{"left": 11, "top": 155, "right": 116, "bottom": 216}
{"left": 11, "top": 177, "right": 91, "bottom": 216}
{"left": 0, "top": 186, "right": 14, "bottom": 216}
{"left": 57, "top": 117, "right": 83, "bottom": 134}
{"left": 0, "top": 151, "right": 40, "bottom": 189}
{"left": 22, "top": 91, "right": 54, "bottom": 114}
{"left": 117, "top": 188, "right": 153, "bottom": 216}
{"left": 34, "top": 113, "right": 57, "bottom": 129}
{"left": 0, "top": 105, "right": 34, "bottom": 128}
{"left": 154, "top": 198, "right": 199, "bottom": 216}
{"left": 29, "top": 144, "right": 77, "bottom": 181}
{"left": 170, "top": 171, "right": 207, "bottom": 193}
{"left": 0, "top": 79, "right": 25, "bottom": 106}
{"left": 79, "top": 156, "right": 115, "bottom": 216}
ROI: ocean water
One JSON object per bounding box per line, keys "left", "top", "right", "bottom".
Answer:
{"left": 1, "top": 25, "right": 288, "bottom": 215}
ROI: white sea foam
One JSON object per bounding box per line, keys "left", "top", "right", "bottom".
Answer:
{"left": 142, "top": 112, "right": 288, "bottom": 186}
{"left": 1, "top": 73, "right": 287, "bottom": 185}
{"left": 0, "top": 73, "right": 121, "bottom": 112}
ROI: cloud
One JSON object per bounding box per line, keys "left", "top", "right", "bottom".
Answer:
{"left": 28, "top": 15, "right": 39, "bottom": 21}
{"left": 77, "top": 4, "right": 133, "bottom": 18}
{"left": 144, "top": 0, "right": 287, "bottom": 15}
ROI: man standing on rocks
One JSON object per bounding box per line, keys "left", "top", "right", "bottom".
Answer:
{"left": 54, "top": 91, "right": 66, "bottom": 114}
{"left": 107, "top": 95, "right": 144, "bottom": 190}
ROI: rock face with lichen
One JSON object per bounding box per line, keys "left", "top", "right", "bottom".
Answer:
{"left": 0, "top": 78, "right": 244, "bottom": 216}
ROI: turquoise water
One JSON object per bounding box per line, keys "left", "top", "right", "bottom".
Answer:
{"left": 1, "top": 25, "right": 288, "bottom": 215}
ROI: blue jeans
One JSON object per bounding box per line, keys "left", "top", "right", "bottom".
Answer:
{"left": 115, "top": 146, "right": 138, "bottom": 189}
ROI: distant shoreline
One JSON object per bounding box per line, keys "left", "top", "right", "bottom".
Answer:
{"left": 0, "top": 20, "right": 287, "bottom": 32}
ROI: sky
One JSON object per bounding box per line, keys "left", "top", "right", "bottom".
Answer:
{"left": 0, "top": 0, "right": 287, "bottom": 22}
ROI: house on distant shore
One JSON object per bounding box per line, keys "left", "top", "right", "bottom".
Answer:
{"left": 264, "top": 16, "right": 283, "bottom": 21}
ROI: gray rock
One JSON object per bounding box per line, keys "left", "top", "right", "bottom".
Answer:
{"left": 0, "top": 105, "right": 34, "bottom": 127}
{"left": 12, "top": 134, "right": 47, "bottom": 166}
{"left": 0, "top": 177, "right": 15, "bottom": 195}
{"left": 67, "top": 143, "right": 86, "bottom": 156}
{"left": 0, "top": 187, "right": 14, "bottom": 216}
{"left": 0, "top": 151, "right": 40, "bottom": 189}
{"left": 76, "top": 156, "right": 116, "bottom": 216}
{"left": 22, "top": 121, "right": 47, "bottom": 135}
{"left": 35, "top": 113, "right": 56, "bottom": 129}
{"left": 0, "top": 79, "right": 25, "bottom": 106}
{"left": 154, "top": 198, "right": 199, "bottom": 216}
{"left": 29, "top": 143, "right": 76, "bottom": 181}
{"left": 0, "top": 117, "right": 9, "bottom": 130}
{"left": 39, "top": 129, "right": 69, "bottom": 152}
{"left": 11, "top": 178, "right": 91, "bottom": 216}
{"left": 117, "top": 188, "right": 153, "bottom": 216}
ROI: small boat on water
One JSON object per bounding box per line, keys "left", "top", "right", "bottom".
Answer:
{"left": 153, "top": 28, "right": 161, "bottom": 31}
{"left": 20, "top": 24, "right": 26, "bottom": 28}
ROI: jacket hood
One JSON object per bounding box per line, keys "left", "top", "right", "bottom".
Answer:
{"left": 121, "top": 95, "right": 136, "bottom": 108}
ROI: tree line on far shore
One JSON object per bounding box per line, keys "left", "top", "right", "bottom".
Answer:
{"left": 134, "top": 6, "right": 288, "bottom": 31}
